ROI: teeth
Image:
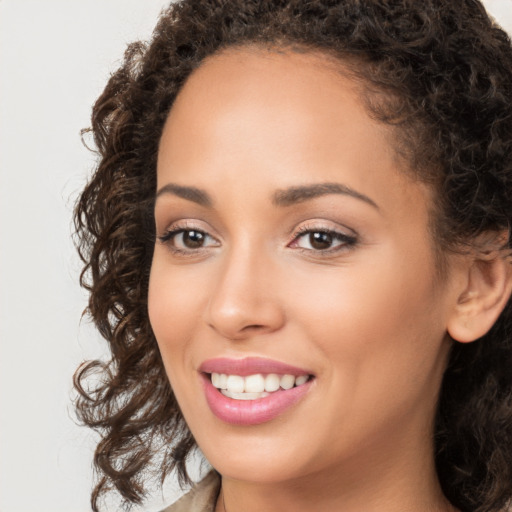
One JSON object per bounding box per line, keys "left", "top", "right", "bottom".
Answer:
{"left": 210, "top": 372, "right": 310, "bottom": 396}
{"left": 211, "top": 372, "right": 221, "bottom": 388}
{"left": 226, "top": 375, "right": 244, "bottom": 393}
{"left": 295, "top": 375, "right": 308, "bottom": 386}
{"left": 264, "top": 374, "right": 280, "bottom": 392}
{"left": 280, "top": 374, "right": 295, "bottom": 390}
{"left": 219, "top": 373, "right": 228, "bottom": 389}
{"left": 212, "top": 373, "right": 228, "bottom": 389}
{"left": 221, "top": 390, "right": 270, "bottom": 400}
{"left": 245, "top": 374, "right": 265, "bottom": 393}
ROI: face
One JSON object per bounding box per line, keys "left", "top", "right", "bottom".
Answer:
{"left": 149, "top": 48, "right": 459, "bottom": 486}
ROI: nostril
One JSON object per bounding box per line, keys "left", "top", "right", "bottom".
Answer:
{"left": 241, "top": 324, "right": 265, "bottom": 331}
{"left": 204, "top": 276, "right": 287, "bottom": 340}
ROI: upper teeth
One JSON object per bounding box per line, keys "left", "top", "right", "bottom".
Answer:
{"left": 211, "top": 373, "right": 309, "bottom": 393}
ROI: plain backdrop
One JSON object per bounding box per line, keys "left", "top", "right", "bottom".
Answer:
{"left": 0, "top": 1, "right": 511, "bottom": 511}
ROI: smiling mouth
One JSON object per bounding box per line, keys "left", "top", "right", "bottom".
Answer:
{"left": 200, "top": 358, "right": 316, "bottom": 424}
{"left": 207, "top": 372, "right": 313, "bottom": 400}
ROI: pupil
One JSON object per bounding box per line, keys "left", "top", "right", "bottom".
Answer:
{"left": 310, "top": 232, "right": 332, "bottom": 250}
{"left": 183, "top": 230, "right": 204, "bottom": 248}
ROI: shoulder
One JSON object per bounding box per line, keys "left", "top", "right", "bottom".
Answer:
{"left": 160, "top": 471, "right": 221, "bottom": 512}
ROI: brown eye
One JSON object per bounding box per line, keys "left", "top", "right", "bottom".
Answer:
{"left": 291, "top": 228, "right": 357, "bottom": 253}
{"left": 159, "top": 227, "right": 219, "bottom": 252}
{"left": 181, "top": 230, "right": 205, "bottom": 248}
{"left": 309, "top": 232, "right": 333, "bottom": 250}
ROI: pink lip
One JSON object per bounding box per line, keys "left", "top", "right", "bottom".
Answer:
{"left": 199, "top": 357, "right": 315, "bottom": 426}
{"left": 199, "top": 357, "right": 313, "bottom": 377}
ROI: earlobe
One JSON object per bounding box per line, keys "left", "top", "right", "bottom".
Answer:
{"left": 447, "top": 248, "right": 512, "bottom": 343}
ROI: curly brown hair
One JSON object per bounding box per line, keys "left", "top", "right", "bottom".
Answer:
{"left": 74, "top": 1, "right": 512, "bottom": 511}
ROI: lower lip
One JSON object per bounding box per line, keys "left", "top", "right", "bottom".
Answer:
{"left": 201, "top": 373, "right": 314, "bottom": 426}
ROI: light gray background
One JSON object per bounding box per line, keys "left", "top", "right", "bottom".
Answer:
{"left": 0, "top": 1, "right": 511, "bottom": 511}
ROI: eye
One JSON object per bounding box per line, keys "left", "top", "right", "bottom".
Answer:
{"left": 290, "top": 227, "right": 357, "bottom": 253}
{"left": 158, "top": 227, "right": 219, "bottom": 251}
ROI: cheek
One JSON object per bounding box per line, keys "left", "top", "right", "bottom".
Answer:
{"left": 147, "top": 256, "right": 208, "bottom": 376}
{"left": 286, "top": 244, "right": 447, "bottom": 386}
{"left": 297, "top": 257, "right": 448, "bottom": 451}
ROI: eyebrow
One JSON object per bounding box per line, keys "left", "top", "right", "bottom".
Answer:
{"left": 155, "top": 181, "right": 378, "bottom": 210}
{"left": 155, "top": 183, "right": 213, "bottom": 207}
{"left": 272, "top": 182, "right": 379, "bottom": 209}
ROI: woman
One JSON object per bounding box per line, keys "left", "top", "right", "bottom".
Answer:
{"left": 74, "top": 1, "right": 512, "bottom": 511}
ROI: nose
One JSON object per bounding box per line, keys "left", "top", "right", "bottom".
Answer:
{"left": 204, "top": 245, "right": 286, "bottom": 341}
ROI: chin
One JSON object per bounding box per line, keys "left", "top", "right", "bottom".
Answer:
{"left": 192, "top": 422, "right": 318, "bottom": 484}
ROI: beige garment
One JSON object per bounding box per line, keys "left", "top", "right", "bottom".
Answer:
{"left": 161, "top": 471, "right": 221, "bottom": 512}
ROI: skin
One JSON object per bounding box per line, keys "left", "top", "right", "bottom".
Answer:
{"left": 148, "top": 48, "right": 464, "bottom": 512}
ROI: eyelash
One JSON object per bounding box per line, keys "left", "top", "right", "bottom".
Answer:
{"left": 289, "top": 225, "right": 358, "bottom": 255}
{"left": 157, "top": 222, "right": 358, "bottom": 257}
{"left": 157, "top": 223, "right": 219, "bottom": 256}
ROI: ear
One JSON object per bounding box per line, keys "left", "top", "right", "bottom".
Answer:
{"left": 447, "top": 243, "right": 512, "bottom": 343}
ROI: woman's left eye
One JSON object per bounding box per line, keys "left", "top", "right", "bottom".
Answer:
{"left": 290, "top": 229, "right": 357, "bottom": 252}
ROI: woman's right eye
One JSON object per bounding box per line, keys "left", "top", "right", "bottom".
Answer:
{"left": 158, "top": 228, "right": 220, "bottom": 251}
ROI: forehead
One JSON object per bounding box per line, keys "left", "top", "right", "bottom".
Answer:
{"left": 182, "top": 46, "right": 354, "bottom": 100}
{"left": 157, "top": 47, "right": 433, "bottom": 225}
{"left": 160, "top": 49, "right": 397, "bottom": 176}
{"left": 168, "top": 47, "right": 363, "bottom": 126}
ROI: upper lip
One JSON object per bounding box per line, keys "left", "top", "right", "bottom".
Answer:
{"left": 199, "top": 357, "right": 313, "bottom": 377}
